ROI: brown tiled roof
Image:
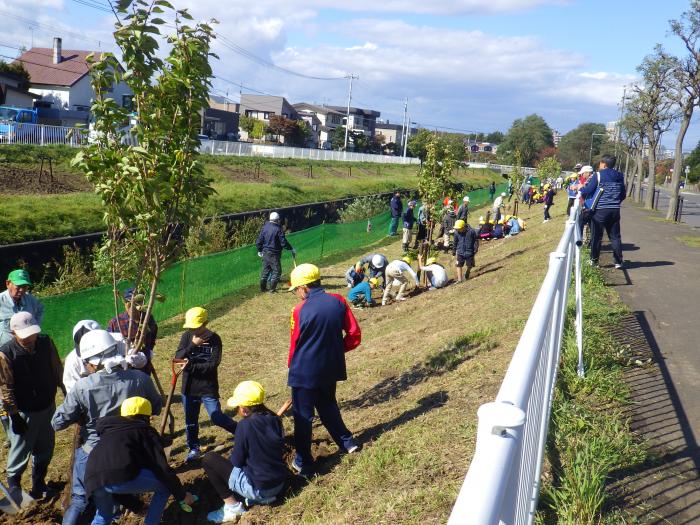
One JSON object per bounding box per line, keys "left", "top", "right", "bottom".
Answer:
{"left": 13, "top": 48, "right": 103, "bottom": 88}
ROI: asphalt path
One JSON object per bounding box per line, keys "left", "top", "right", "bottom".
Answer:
{"left": 652, "top": 186, "right": 700, "bottom": 228}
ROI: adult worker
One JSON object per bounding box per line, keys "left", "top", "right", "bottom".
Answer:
{"left": 488, "top": 181, "right": 496, "bottom": 201}
{"left": 579, "top": 154, "right": 626, "bottom": 268}
{"left": 354, "top": 253, "right": 388, "bottom": 287}
{"left": 453, "top": 220, "right": 479, "bottom": 282}
{"left": 85, "top": 397, "right": 197, "bottom": 525}
{"left": 287, "top": 264, "right": 361, "bottom": 479}
{"left": 388, "top": 191, "right": 403, "bottom": 236}
{"left": 419, "top": 258, "right": 448, "bottom": 290}
{"left": 456, "top": 196, "right": 470, "bottom": 222}
{"left": 414, "top": 203, "right": 430, "bottom": 249}
{"left": 382, "top": 257, "right": 420, "bottom": 305}
{"left": 53, "top": 330, "right": 162, "bottom": 525}
{"left": 492, "top": 192, "right": 506, "bottom": 222}
{"left": 0, "top": 312, "right": 64, "bottom": 501}
{"left": 255, "top": 211, "right": 296, "bottom": 293}
{"left": 543, "top": 184, "right": 555, "bottom": 223}
{"left": 402, "top": 200, "right": 417, "bottom": 253}
{"left": 440, "top": 204, "right": 457, "bottom": 251}
{"left": 108, "top": 287, "right": 158, "bottom": 364}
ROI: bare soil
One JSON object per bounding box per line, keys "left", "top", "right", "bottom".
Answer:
{"left": 215, "top": 165, "right": 270, "bottom": 184}
{"left": 0, "top": 164, "right": 91, "bottom": 195}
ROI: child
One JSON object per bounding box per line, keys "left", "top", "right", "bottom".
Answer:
{"left": 348, "top": 277, "right": 379, "bottom": 308}
{"left": 176, "top": 307, "right": 237, "bottom": 463}
{"left": 344, "top": 264, "right": 365, "bottom": 288}
{"left": 419, "top": 257, "right": 448, "bottom": 290}
{"left": 453, "top": 220, "right": 479, "bottom": 282}
{"left": 203, "top": 381, "right": 288, "bottom": 523}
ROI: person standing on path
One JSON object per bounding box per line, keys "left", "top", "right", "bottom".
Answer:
{"left": 488, "top": 181, "right": 496, "bottom": 202}
{"left": 255, "top": 212, "right": 296, "bottom": 293}
{"left": 52, "top": 329, "right": 162, "bottom": 525}
{"left": 0, "top": 312, "right": 64, "bottom": 501}
{"left": 388, "top": 191, "right": 403, "bottom": 236}
{"left": 543, "top": 184, "right": 555, "bottom": 223}
{"left": 175, "top": 307, "right": 237, "bottom": 463}
{"left": 402, "top": 200, "right": 417, "bottom": 253}
{"left": 579, "top": 154, "right": 626, "bottom": 268}
{"left": 287, "top": 264, "right": 361, "bottom": 479}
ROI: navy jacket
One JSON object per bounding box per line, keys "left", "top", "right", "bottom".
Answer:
{"left": 453, "top": 226, "right": 479, "bottom": 257}
{"left": 580, "top": 168, "right": 626, "bottom": 209}
{"left": 288, "top": 287, "right": 361, "bottom": 389}
{"left": 175, "top": 331, "right": 223, "bottom": 398}
{"left": 402, "top": 207, "right": 416, "bottom": 229}
{"left": 255, "top": 221, "right": 293, "bottom": 254}
{"left": 390, "top": 196, "right": 403, "bottom": 218}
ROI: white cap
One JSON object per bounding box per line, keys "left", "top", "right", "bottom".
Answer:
{"left": 10, "top": 312, "right": 40, "bottom": 339}
{"left": 269, "top": 211, "right": 280, "bottom": 223}
{"left": 501, "top": 192, "right": 506, "bottom": 197}
{"left": 463, "top": 196, "right": 470, "bottom": 202}
{"left": 371, "top": 254, "right": 385, "bottom": 268}
{"left": 579, "top": 165, "right": 594, "bottom": 174}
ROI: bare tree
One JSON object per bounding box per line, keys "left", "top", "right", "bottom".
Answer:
{"left": 667, "top": 3, "right": 700, "bottom": 220}
{"left": 619, "top": 111, "right": 645, "bottom": 198}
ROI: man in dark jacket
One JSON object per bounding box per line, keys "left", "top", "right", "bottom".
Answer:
{"left": 543, "top": 184, "right": 555, "bottom": 222}
{"left": 287, "top": 264, "right": 361, "bottom": 478}
{"left": 453, "top": 220, "right": 479, "bottom": 282}
{"left": 579, "top": 154, "right": 626, "bottom": 268}
{"left": 175, "top": 307, "right": 236, "bottom": 463}
{"left": 85, "top": 397, "right": 197, "bottom": 525}
{"left": 402, "top": 200, "right": 417, "bottom": 253}
{"left": 255, "top": 212, "right": 296, "bottom": 293}
{"left": 388, "top": 191, "right": 402, "bottom": 236}
{"left": 0, "top": 312, "right": 64, "bottom": 500}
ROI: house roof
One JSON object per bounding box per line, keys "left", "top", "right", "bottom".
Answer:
{"left": 14, "top": 48, "right": 104, "bottom": 87}
{"left": 294, "top": 102, "right": 345, "bottom": 117}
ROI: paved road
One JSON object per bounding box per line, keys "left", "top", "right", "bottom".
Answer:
{"left": 651, "top": 186, "right": 700, "bottom": 228}
{"left": 601, "top": 202, "right": 700, "bottom": 523}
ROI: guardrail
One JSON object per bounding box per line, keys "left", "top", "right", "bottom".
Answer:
{"left": 0, "top": 121, "right": 86, "bottom": 147}
{"left": 448, "top": 202, "right": 583, "bottom": 525}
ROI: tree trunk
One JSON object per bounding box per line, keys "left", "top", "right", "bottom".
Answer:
{"left": 645, "top": 142, "right": 657, "bottom": 209}
{"left": 667, "top": 109, "right": 692, "bottom": 220}
{"left": 634, "top": 149, "right": 644, "bottom": 202}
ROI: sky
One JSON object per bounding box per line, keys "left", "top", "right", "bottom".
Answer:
{"left": 1, "top": 0, "right": 698, "bottom": 149}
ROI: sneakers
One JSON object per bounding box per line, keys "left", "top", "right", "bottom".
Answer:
{"left": 291, "top": 456, "right": 314, "bottom": 480}
{"left": 185, "top": 448, "right": 201, "bottom": 463}
{"left": 206, "top": 502, "right": 246, "bottom": 523}
{"left": 346, "top": 444, "right": 360, "bottom": 454}
{"left": 543, "top": 219, "right": 550, "bottom": 223}
{"left": 614, "top": 263, "right": 624, "bottom": 269}
{"left": 29, "top": 485, "right": 58, "bottom": 500}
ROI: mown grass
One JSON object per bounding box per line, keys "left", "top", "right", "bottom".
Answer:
{"left": 537, "top": 259, "right": 647, "bottom": 525}
{"left": 0, "top": 144, "right": 500, "bottom": 245}
{"left": 0, "top": 198, "right": 566, "bottom": 524}
{"left": 676, "top": 235, "right": 700, "bottom": 248}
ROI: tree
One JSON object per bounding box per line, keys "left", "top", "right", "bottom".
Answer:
{"left": 330, "top": 125, "right": 347, "bottom": 150}
{"left": 239, "top": 115, "right": 255, "bottom": 134}
{"left": 631, "top": 47, "right": 677, "bottom": 208}
{"left": 267, "top": 115, "right": 300, "bottom": 144}
{"left": 407, "top": 128, "right": 432, "bottom": 160}
{"left": 485, "top": 131, "right": 504, "bottom": 144}
{"left": 0, "top": 60, "right": 30, "bottom": 89}
{"left": 72, "top": 0, "right": 216, "bottom": 351}
{"left": 666, "top": 2, "right": 700, "bottom": 220}
{"left": 536, "top": 156, "right": 562, "bottom": 182}
{"left": 683, "top": 139, "right": 700, "bottom": 183}
{"left": 497, "top": 114, "right": 554, "bottom": 166}
{"left": 557, "top": 123, "right": 608, "bottom": 169}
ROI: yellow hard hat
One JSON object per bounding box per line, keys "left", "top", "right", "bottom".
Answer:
{"left": 121, "top": 396, "right": 152, "bottom": 417}
{"left": 426, "top": 257, "right": 437, "bottom": 265}
{"left": 454, "top": 219, "right": 466, "bottom": 230}
{"left": 289, "top": 263, "right": 320, "bottom": 290}
{"left": 402, "top": 256, "right": 413, "bottom": 265}
{"left": 369, "top": 277, "right": 380, "bottom": 287}
{"left": 183, "top": 307, "right": 208, "bottom": 329}
{"left": 227, "top": 380, "right": 265, "bottom": 408}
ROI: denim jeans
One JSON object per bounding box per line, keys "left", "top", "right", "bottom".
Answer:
{"left": 229, "top": 466, "right": 284, "bottom": 504}
{"left": 91, "top": 469, "right": 170, "bottom": 525}
{"left": 182, "top": 395, "right": 237, "bottom": 450}
{"left": 62, "top": 446, "right": 90, "bottom": 525}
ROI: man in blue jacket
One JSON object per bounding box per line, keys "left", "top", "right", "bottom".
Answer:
{"left": 287, "top": 264, "right": 361, "bottom": 478}
{"left": 579, "top": 154, "right": 626, "bottom": 268}
{"left": 255, "top": 212, "right": 296, "bottom": 293}
{"left": 388, "top": 191, "right": 402, "bottom": 236}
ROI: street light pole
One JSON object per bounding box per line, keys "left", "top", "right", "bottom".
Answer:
{"left": 684, "top": 165, "right": 690, "bottom": 189}
{"left": 589, "top": 132, "right": 606, "bottom": 165}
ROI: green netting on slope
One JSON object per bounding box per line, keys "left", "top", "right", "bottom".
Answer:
{"left": 40, "top": 185, "right": 498, "bottom": 357}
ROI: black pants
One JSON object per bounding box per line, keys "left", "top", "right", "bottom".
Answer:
{"left": 544, "top": 205, "right": 551, "bottom": 220}
{"left": 590, "top": 208, "right": 623, "bottom": 264}
{"left": 260, "top": 250, "right": 282, "bottom": 289}
{"left": 202, "top": 452, "right": 235, "bottom": 501}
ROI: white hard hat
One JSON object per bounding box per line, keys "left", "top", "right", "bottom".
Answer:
{"left": 72, "top": 320, "right": 101, "bottom": 355}
{"left": 463, "top": 196, "right": 470, "bottom": 202}
{"left": 269, "top": 212, "right": 280, "bottom": 223}
{"left": 371, "top": 254, "right": 385, "bottom": 268}
{"left": 501, "top": 192, "right": 506, "bottom": 197}
{"left": 80, "top": 330, "right": 118, "bottom": 363}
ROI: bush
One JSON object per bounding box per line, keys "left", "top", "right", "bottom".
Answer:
{"left": 185, "top": 218, "right": 232, "bottom": 257}
{"left": 339, "top": 195, "right": 387, "bottom": 223}
{"left": 34, "top": 245, "right": 101, "bottom": 296}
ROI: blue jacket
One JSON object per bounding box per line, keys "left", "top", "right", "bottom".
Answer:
{"left": 287, "top": 288, "right": 361, "bottom": 388}
{"left": 403, "top": 207, "right": 416, "bottom": 229}
{"left": 255, "top": 221, "right": 293, "bottom": 254}
{"left": 348, "top": 282, "right": 373, "bottom": 304}
{"left": 580, "top": 168, "right": 626, "bottom": 209}
{"left": 390, "top": 196, "right": 403, "bottom": 218}
{"left": 453, "top": 226, "right": 479, "bottom": 257}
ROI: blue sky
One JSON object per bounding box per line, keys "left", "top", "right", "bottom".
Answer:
{"left": 2, "top": 0, "right": 699, "bottom": 150}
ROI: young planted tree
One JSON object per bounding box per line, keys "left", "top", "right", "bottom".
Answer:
{"left": 72, "top": 0, "right": 217, "bottom": 352}
{"left": 667, "top": 3, "right": 700, "bottom": 220}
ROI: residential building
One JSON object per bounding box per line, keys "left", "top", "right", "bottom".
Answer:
{"left": 208, "top": 95, "right": 239, "bottom": 114}
{"left": 0, "top": 71, "right": 38, "bottom": 108}
{"left": 15, "top": 38, "right": 133, "bottom": 126}
{"left": 294, "top": 102, "right": 345, "bottom": 149}
{"left": 239, "top": 94, "right": 299, "bottom": 143}
{"left": 552, "top": 129, "right": 562, "bottom": 148}
{"left": 327, "top": 105, "right": 380, "bottom": 138}
{"left": 606, "top": 121, "right": 619, "bottom": 142}
{"left": 374, "top": 120, "right": 417, "bottom": 151}
{"left": 297, "top": 111, "right": 322, "bottom": 148}
{"left": 201, "top": 107, "right": 239, "bottom": 141}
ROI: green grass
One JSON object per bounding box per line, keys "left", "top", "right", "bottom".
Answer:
{"left": 676, "top": 235, "right": 700, "bottom": 248}
{"left": 0, "top": 144, "right": 500, "bottom": 244}
{"left": 537, "top": 260, "right": 647, "bottom": 525}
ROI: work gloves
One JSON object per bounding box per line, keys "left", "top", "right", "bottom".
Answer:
{"left": 10, "top": 413, "right": 27, "bottom": 435}
{"left": 257, "top": 252, "right": 263, "bottom": 257}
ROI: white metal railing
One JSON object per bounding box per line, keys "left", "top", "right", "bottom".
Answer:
{"left": 0, "top": 121, "right": 86, "bottom": 147}
{"left": 448, "top": 202, "right": 583, "bottom": 525}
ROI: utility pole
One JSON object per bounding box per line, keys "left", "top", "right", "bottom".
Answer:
{"left": 403, "top": 116, "right": 410, "bottom": 157}
{"left": 344, "top": 74, "right": 358, "bottom": 151}
{"left": 400, "top": 98, "right": 407, "bottom": 157}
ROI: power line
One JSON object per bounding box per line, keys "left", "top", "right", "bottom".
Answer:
{"left": 70, "top": 0, "right": 113, "bottom": 13}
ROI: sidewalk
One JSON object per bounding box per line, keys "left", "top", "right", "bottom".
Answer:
{"left": 599, "top": 202, "right": 700, "bottom": 523}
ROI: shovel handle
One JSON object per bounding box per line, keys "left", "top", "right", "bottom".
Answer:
{"left": 276, "top": 398, "right": 292, "bottom": 417}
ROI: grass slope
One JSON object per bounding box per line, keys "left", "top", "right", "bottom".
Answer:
{"left": 0, "top": 145, "right": 499, "bottom": 245}
{"left": 0, "top": 199, "right": 566, "bottom": 525}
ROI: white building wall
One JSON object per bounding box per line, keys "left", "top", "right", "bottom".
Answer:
{"left": 29, "top": 86, "right": 70, "bottom": 108}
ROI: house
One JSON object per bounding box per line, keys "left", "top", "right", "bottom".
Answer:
{"left": 0, "top": 71, "right": 38, "bottom": 108}
{"left": 14, "top": 37, "right": 133, "bottom": 125}
{"left": 374, "top": 120, "right": 417, "bottom": 149}
{"left": 239, "top": 94, "right": 300, "bottom": 143}
{"left": 208, "top": 95, "right": 240, "bottom": 114}
{"left": 293, "top": 102, "right": 346, "bottom": 149}
{"left": 326, "top": 105, "right": 380, "bottom": 137}
{"left": 203, "top": 96, "right": 240, "bottom": 140}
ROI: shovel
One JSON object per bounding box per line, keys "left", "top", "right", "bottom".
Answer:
{"left": 0, "top": 479, "right": 33, "bottom": 515}
{"left": 159, "top": 359, "right": 186, "bottom": 459}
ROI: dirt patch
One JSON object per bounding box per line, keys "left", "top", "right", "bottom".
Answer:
{"left": 0, "top": 164, "right": 91, "bottom": 195}
{"left": 215, "top": 164, "right": 269, "bottom": 183}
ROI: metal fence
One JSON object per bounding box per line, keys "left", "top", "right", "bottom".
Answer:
{"left": 448, "top": 202, "right": 583, "bottom": 525}
{"left": 0, "top": 121, "right": 420, "bottom": 165}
